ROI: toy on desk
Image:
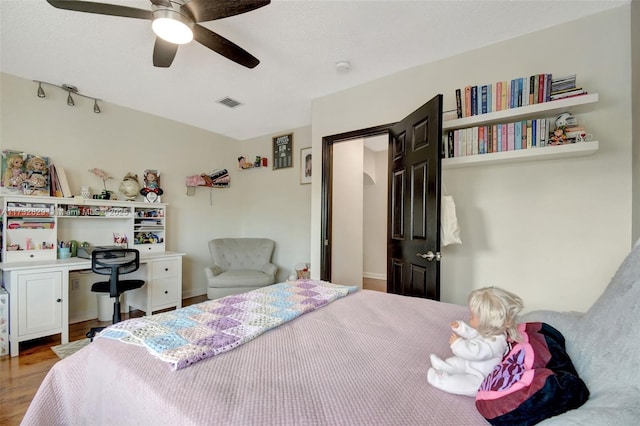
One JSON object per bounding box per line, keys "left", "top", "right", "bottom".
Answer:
{"left": 135, "top": 232, "right": 161, "bottom": 244}
{"left": 113, "top": 233, "right": 128, "bottom": 248}
{"left": 140, "top": 169, "right": 163, "bottom": 203}
{"left": 119, "top": 172, "right": 141, "bottom": 201}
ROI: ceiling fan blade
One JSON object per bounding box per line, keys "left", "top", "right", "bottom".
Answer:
{"left": 150, "top": 0, "right": 172, "bottom": 7}
{"left": 183, "top": 0, "right": 270, "bottom": 23}
{"left": 153, "top": 38, "right": 178, "bottom": 68}
{"left": 192, "top": 24, "right": 259, "bottom": 69}
{"left": 46, "top": 0, "right": 152, "bottom": 20}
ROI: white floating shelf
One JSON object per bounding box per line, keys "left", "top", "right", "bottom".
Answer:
{"left": 443, "top": 141, "right": 599, "bottom": 169}
{"left": 442, "top": 94, "right": 599, "bottom": 131}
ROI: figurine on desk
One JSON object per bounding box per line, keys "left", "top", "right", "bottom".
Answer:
{"left": 140, "top": 169, "right": 163, "bottom": 203}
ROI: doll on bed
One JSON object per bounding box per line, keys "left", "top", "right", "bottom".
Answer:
{"left": 427, "top": 286, "right": 523, "bottom": 396}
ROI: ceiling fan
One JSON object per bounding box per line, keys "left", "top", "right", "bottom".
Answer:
{"left": 46, "top": 0, "right": 270, "bottom": 68}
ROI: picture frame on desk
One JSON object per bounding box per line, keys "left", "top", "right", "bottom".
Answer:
{"left": 300, "top": 147, "right": 312, "bottom": 184}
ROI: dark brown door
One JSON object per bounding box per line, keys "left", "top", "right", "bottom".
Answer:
{"left": 387, "top": 94, "right": 442, "bottom": 299}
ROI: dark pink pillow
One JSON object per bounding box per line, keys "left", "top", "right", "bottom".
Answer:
{"left": 476, "top": 322, "right": 589, "bottom": 425}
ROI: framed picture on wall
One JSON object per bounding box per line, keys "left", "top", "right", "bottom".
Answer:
{"left": 300, "top": 147, "right": 312, "bottom": 184}
{"left": 272, "top": 133, "right": 293, "bottom": 170}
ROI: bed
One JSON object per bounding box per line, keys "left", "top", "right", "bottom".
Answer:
{"left": 22, "top": 240, "right": 640, "bottom": 425}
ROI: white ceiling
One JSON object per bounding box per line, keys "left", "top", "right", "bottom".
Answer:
{"left": 0, "top": 0, "right": 628, "bottom": 141}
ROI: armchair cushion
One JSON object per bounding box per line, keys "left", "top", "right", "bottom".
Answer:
{"left": 205, "top": 238, "right": 277, "bottom": 299}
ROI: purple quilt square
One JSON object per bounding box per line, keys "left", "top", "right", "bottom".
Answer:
{"left": 196, "top": 332, "right": 239, "bottom": 349}
{"left": 219, "top": 296, "right": 246, "bottom": 305}
{"left": 211, "top": 306, "right": 242, "bottom": 316}
{"left": 296, "top": 282, "right": 315, "bottom": 289}
{"left": 207, "top": 316, "right": 241, "bottom": 331}
{"left": 298, "top": 290, "right": 319, "bottom": 297}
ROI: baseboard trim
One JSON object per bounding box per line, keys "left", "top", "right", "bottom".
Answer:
{"left": 182, "top": 288, "right": 207, "bottom": 299}
{"left": 363, "top": 272, "right": 386, "bottom": 281}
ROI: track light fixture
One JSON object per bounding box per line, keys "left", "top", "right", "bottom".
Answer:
{"left": 34, "top": 80, "right": 102, "bottom": 113}
{"left": 37, "top": 82, "right": 46, "bottom": 98}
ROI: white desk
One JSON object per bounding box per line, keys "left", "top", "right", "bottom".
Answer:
{"left": 0, "top": 251, "right": 185, "bottom": 357}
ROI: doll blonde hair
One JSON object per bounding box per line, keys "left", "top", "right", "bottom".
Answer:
{"left": 468, "top": 286, "right": 523, "bottom": 342}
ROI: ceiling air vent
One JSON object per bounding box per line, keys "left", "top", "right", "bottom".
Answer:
{"left": 217, "top": 97, "right": 242, "bottom": 108}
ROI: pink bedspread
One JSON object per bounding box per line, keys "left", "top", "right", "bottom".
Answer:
{"left": 23, "top": 290, "right": 488, "bottom": 425}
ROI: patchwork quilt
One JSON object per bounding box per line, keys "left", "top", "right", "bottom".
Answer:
{"left": 97, "top": 279, "right": 358, "bottom": 370}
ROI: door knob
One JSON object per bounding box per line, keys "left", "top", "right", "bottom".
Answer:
{"left": 417, "top": 251, "right": 442, "bottom": 261}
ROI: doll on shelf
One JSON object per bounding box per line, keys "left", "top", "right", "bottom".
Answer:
{"left": 140, "top": 169, "right": 163, "bottom": 202}
{"left": 2, "top": 153, "right": 27, "bottom": 188}
{"left": 26, "top": 155, "right": 48, "bottom": 188}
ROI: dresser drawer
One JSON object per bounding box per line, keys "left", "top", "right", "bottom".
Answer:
{"left": 152, "top": 259, "right": 179, "bottom": 279}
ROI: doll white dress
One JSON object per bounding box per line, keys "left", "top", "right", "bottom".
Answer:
{"left": 428, "top": 320, "right": 508, "bottom": 396}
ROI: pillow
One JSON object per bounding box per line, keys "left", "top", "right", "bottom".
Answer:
{"left": 475, "top": 322, "right": 589, "bottom": 426}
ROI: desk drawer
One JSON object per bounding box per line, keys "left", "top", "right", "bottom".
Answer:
{"left": 152, "top": 259, "right": 179, "bottom": 279}
{"left": 5, "top": 250, "right": 57, "bottom": 263}
{"left": 151, "top": 277, "right": 178, "bottom": 306}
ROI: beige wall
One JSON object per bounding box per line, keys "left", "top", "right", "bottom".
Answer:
{"left": 331, "top": 139, "right": 364, "bottom": 287}
{"left": 632, "top": 0, "right": 640, "bottom": 243}
{"left": 0, "top": 73, "right": 312, "bottom": 304}
{"left": 363, "top": 148, "right": 388, "bottom": 280}
{"left": 311, "top": 5, "right": 633, "bottom": 313}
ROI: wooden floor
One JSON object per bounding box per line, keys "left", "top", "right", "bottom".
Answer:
{"left": 0, "top": 295, "right": 207, "bottom": 426}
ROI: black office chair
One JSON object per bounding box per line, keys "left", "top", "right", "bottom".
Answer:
{"left": 86, "top": 248, "right": 145, "bottom": 340}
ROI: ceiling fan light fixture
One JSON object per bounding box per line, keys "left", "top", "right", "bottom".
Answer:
{"left": 152, "top": 9, "right": 193, "bottom": 44}
{"left": 67, "top": 91, "right": 75, "bottom": 106}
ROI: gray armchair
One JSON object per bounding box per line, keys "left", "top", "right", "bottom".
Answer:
{"left": 204, "top": 238, "right": 277, "bottom": 299}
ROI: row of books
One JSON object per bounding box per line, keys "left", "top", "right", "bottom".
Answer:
{"left": 48, "top": 164, "right": 72, "bottom": 197}
{"left": 444, "top": 119, "right": 551, "bottom": 158}
{"left": 453, "top": 74, "right": 587, "bottom": 118}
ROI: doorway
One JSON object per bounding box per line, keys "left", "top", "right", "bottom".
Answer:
{"left": 320, "top": 95, "right": 443, "bottom": 299}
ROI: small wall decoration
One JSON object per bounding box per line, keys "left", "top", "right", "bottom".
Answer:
{"left": 1, "top": 149, "right": 50, "bottom": 196}
{"left": 300, "top": 147, "right": 312, "bottom": 184}
{"left": 140, "top": 169, "right": 163, "bottom": 202}
{"left": 272, "top": 133, "right": 293, "bottom": 170}
{"left": 238, "top": 156, "right": 267, "bottom": 169}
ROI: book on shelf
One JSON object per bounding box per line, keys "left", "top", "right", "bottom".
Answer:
{"left": 514, "top": 121, "right": 522, "bottom": 150}
{"left": 481, "top": 85, "right": 488, "bottom": 114}
{"left": 464, "top": 86, "right": 472, "bottom": 117}
{"left": 455, "top": 89, "right": 463, "bottom": 118}
{"left": 471, "top": 86, "right": 478, "bottom": 116}
{"left": 551, "top": 74, "right": 577, "bottom": 92}
{"left": 551, "top": 86, "right": 583, "bottom": 95}
{"left": 550, "top": 89, "right": 587, "bottom": 100}
{"left": 48, "top": 164, "right": 59, "bottom": 197}
{"left": 538, "top": 74, "right": 546, "bottom": 103}
{"left": 501, "top": 81, "right": 508, "bottom": 111}
{"left": 54, "top": 166, "right": 72, "bottom": 198}
{"left": 447, "top": 130, "right": 455, "bottom": 158}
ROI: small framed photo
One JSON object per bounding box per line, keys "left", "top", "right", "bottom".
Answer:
{"left": 300, "top": 147, "right": 312, "bottom": 184}
{"left": 272, "top": 133, "right": 293, "bottom": 170}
